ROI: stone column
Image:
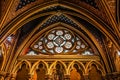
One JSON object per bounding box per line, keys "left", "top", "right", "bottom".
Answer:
{"left": 83, "top": 74, "right": 89, "bottom": 80}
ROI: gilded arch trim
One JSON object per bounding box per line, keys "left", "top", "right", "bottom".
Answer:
{"left": 67, "top": 60, "right": 85, "bottom": 75}
{"left": 49, "top": 60, "right": 67, "bottom": 75}
{"left": 12, "top": 60, "right": 31, "bottom": 73}
{"left": 30, "top": 60, "right": 49, "bottom": 74}
{"left": 85, "top": 60, "right": 106, "bottom": 76}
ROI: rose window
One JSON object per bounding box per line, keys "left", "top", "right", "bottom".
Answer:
{"left": 31, "top": 28, "right": 90, "bottom": 54}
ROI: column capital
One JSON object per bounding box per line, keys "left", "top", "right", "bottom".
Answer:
{"left": 5, "top": 73, "right": 11, "bottom": 80}
{"left": 27, "top": 73, "right": 34, "bottom": 80}
{"left": 64, "top": 74, "right": 70, "bottom": 80}
{"left": 0, "top": 71, "right": 6, "bottom": 80}
{"left": 0, "top": 71, "right": 7, "bottom": 76}
{"left": 11, "top": 73, "right": 17, "bottom": 78}
{"left": 6, "top": 72, "right": 11, "bottom": 77}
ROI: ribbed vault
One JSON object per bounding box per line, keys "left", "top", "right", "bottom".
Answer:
{"left": 0, "top": 0, "right": 120, "bottom": 80}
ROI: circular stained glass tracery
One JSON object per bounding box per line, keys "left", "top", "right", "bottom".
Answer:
{"left": 45, "top": 29, "right": 74, "bottom": 53}
{"left": 32, "top": 28, "right": 88, "bottom": 54}
{"left": 48, "top": 34, "right": 55, "bottom": 40}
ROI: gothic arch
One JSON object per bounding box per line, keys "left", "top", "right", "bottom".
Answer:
{"left": 12, "top": 60, "right": 31, "bottom": 73}
{"left": 67, "top": 60, "right": 85, "bottom": 75}
{"left": 49, "top": 60, "right": 67, "bottom": 75}
{"left": 85, "top": 60, "right": 106, "bottom": 76}
{"left": 30, "top": 60, "right": 49, "bottom": 74}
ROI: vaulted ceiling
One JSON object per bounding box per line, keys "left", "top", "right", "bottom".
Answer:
{"left": 0, "top": 0, "right": 120, "bottom": 48}
{"left": 0, "top": 0, "right": 120, "bottom": 74}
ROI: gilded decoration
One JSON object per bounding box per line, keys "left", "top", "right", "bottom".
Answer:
{"left": 0, "top": 0, "right": 120, "bottom": 80}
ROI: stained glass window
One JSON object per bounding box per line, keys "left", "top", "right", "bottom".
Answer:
{"left": 31, "top": 27, "right": 93, "bottom": 55}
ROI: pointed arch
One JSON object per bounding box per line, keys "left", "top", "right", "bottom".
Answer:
{"left": 30, "top": 60, "right": 48, "bottom": 74}
{"left": 85, "top": 60, "right": 106, "bottom": 76}
{"left": 67, "top": 60, "right": 85, "bottom": 75}
{"left": 12, "top": 60, "right": 31, "bottom": 73}
{"left": 49, "top": 60, "right": 67, "bottom": 75}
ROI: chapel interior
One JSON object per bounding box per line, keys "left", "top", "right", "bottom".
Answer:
{"left": 0, "top": 0, "right": 120, "bottom": 80}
